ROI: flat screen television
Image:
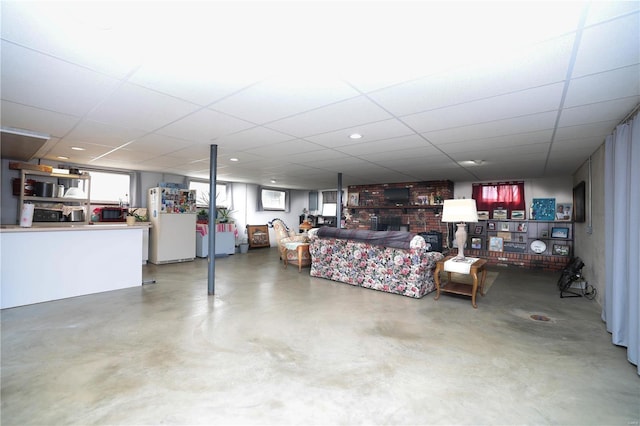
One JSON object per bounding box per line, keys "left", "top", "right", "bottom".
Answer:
{"left": 384, "top": 187, "right": 410, "bottom": 204}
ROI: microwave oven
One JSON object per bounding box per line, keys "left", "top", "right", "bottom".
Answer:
{"left": 100, "top": 207, "right": 126, "bottom": 222}
{"left": 33, "top": 208, "right": 63, "bottom": 222}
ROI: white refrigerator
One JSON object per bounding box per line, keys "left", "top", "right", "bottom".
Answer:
{"left": 148, "top": 187, "right": 197, "bottom": 264}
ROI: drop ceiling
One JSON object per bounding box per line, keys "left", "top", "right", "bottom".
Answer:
{"left": 1, "top": 1, "right": 639, "bottom": 189}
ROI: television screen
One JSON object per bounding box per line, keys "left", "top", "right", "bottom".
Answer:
{"left": 384, "top": 188, "right": 410, "bottom": 203}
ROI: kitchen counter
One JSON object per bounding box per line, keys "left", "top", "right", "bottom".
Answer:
{"left": 1, "top": 224, "right": 146, "bottom": 309}
{"left": 0, "top": 223, "right": 151, "bottom": 232}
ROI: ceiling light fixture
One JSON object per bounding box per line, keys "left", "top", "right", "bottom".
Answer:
{"left": 270, "top": 179, "right": 277, "bottom": 184}
{"left": 57, "top": 156, "right": 69, "bottom": 160}
{"left": 71, "top": 146, "right": 85, "bottom": 151}
{"left": 230, "top": 157, "right": 239, "bottom": 162}
{"left": 349, "top": 133, "right": 362, "bottom": 140}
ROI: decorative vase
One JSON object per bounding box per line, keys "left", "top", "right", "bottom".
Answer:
{"left": 126, "top": 216, "right": 136, "bottom": 226}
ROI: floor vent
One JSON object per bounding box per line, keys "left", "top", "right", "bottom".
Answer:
{"left": 530, "top": 314, "right": 551, "bottom": 322}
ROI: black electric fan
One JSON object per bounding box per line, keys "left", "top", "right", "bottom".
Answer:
{"left": 557, "top": 257, "right": 596, "bottom": 299}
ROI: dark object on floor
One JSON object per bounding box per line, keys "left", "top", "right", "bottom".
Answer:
{"left": 557, "top": 257, "right": 596, "bottom": 299}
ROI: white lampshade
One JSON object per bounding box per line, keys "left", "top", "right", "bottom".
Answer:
{"left": 441, "top": 199, "right": 479, "bottom": 223}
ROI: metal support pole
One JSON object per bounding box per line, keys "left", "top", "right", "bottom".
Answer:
{"left": 208, "top": 144, "right": 217, "bottom": 295}
{"left": 337, "top": 172, "right": 343, "bottom": 229}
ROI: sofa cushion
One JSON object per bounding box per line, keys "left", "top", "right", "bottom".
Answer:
{"left": 316, "top": 227, "right": 415, "bottom": 250}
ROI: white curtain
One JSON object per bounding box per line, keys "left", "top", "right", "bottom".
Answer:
{"left": 603, "top": 114, "right": 640, "bottom": 375}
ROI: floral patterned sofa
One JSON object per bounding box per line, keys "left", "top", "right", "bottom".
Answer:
{"left": 308, "top": 227, "right": 444, "bottom": 298}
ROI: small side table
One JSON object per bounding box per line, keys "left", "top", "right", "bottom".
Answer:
{"left": 283, "top": 242, "right": 311, "bottom": 272}
{"left": 434, "top": 256, "right": 488, "bottom": 308}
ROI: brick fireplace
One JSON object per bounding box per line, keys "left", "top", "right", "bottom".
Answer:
{"left": 345, "top": 180, "right": 454, "bottom": 234}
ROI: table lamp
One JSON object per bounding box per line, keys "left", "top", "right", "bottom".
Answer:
{"left": 441, "top": 199, "right": 478, "bottom": 260}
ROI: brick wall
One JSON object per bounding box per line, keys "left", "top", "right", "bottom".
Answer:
{"left": 345, "top": 180, "right": 453, "bottom": 234}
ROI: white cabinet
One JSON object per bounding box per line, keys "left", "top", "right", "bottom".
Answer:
{"left": 196, "top": 231, "right": 236, "bottom": 257}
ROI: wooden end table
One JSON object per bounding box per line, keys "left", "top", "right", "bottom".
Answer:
{"left": 283, "top": 242, "right": 311, "bottom": 272}
{"left": 434, "top": 255, "right": 488, "bottom": 308}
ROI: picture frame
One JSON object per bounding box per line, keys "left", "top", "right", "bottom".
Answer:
{"left": 474, "top": 225, "right": 484, "bottom": 235}
{"left": 555, "top": 203, "right": 572, "bottom": 221}
{"left": 500, "top": 222, "right": 510, "bottom": 231}
{"left": 541, "top": 230, "right": 549, "bottom": 238}
{"left": 477, "top": 211, "right": 489, "bottom": 220}
{"left": 517, "top": 222, "right": 528, "bottom": 232}
{"left": 573, "top": 181, "right": 586, "bottom": 223}
{"left": 511, "top": 210, "right": 525, "bottom": 220}
{"left": 489, "top": 236, "right": 504, "bottom": 252}
{"left": 471, "top": 237, "right": 482, "bottom": 249}
{"left": 348, "top": 193, "right": 359, "bottom": 207}
{"left": 493, "top": 209, "right": 508, "bottom": 220}
{"left": 551, "top": 227, "right": 569, "bottom": 239}
{"left": 497, "top": 231, "right": 511, "bottom": 241}
{"left": 531, "top": 198, "right": 556, "bottom": 221}
{"left": 553, "top": 244, "right": 570, "bottom": 256}
{"left": 488, "top": 222, "right": 496, "bottom": 231}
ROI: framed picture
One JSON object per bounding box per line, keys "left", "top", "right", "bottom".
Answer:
{"left": 573, "top": 181, "right": 586, "bottom": 223}
{"left": 500, "top": 222, "right": 510, "bottom": 231}
{"left": 555, "top": 203, "right": 572, "bottom": 221}
{"left": 493, "top": 209, "right": 508, "bottom": 220}
{"left": 517, "top": 222, "right": 528, "bottom": 232}
{"left": 553, "top": 244, "right": 570, "bottom": 256}
{"left": 471, "top": 237, "right": 482, "bottom": 249}
{"left": 489, "top": 236, "right": 504, "bottom": 252}
{"left": 497, "top": 231, "right": 511, "bottom": 241}
{"left": 551, "top": 227, "right": 569, "bottom": 239}
{"left": 477, "top": 211, "right": 489, "bottom": 220}
{"left": 474, "top": 225, "right": 484, "bottom": 234}
{"left": 541, "top": 230, "right": 549, "bottom": 238}
{"left": 511, "top": 210, "right": 525, "bottom": 220}
{"left": 531, "top": 198, "right": 556, "bottom": 220}
{"left": 488, "top": 222, "right": 496, "bottom": 231}
{"left": 348, "top": 193, "right": 359, "bottom": 207}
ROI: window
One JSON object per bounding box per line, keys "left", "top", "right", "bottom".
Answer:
{"left": 261, "top": 188, "right": 286, "bottom": 211}
{"left": 87, "top": 170, "right": 130, "bottom": 204}
{"left": 472, "top": 182, "right": 525, "bottom": 213}
{"left": 189, "top": 181, "right": 227, "bottom": 207}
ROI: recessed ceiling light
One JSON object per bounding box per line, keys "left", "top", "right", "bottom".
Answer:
{"left": 349, "top": 133, "right": 363, "bottom": 139}
{"left": 270, "top": 179, "right": 277, "bottom": 184}
{"left": 71, "top": 146, "right": 85, "bottom": 151}
{"left": 57, "top": 156, "right": 69, "bottom": 160}
{"left": 230, "top": 157, "right": 239, "bottom": 162}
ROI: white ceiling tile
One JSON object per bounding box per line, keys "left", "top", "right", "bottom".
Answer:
{"left": 370, "top": 35, "right": 573, "bottom": 116}
{"left": 335, "top": 134, "right": 435, "bottom": 156}
{"left": 436, "top": 130, "right": 552, "bottom": 154}
{"left": 305, "top": 119, "right": 414, "bottom": 148}
{"left": 572, "top": 14, "right": 640, "bottom": 78}
{"left": 87, "top": 83, "right": 200, "bottom": 132}
{"left": 558, "top": 97, "right": 639, "bottom": 128}
{"left": 125, "top": 133, "right": 196, "bottom": 155}
{"left": 402, "top": 84, "right": 564, "bottom": 133}
{"left": 210, "top": 77, "right": 361, "bottom": 124}
{"left": 554, "top": 120, "right": 619, "bottom": 142}
{"left": 129, "top": 63, "right": 260, "bottom": 107}
{"left": 0, "top": 101, "right": 80, "bottom": 137}
{"left": 0, "top": 41, "right": 120, "bottom": 116}
{"left": 156, "top": 108, "right": 254, "bottom": 142}
{"left": 564, "top": 66, "right": 640, "bottom": 108}
{"left": 422, "top": 112, "right": 557, "bottom": 145}
{"left": 208, "top": 127, "right": 294, "bottom": 151}
{"left": 62, "top": 120, "right": 147, "bottom": 148}
{"left": 266, "top": 97, "right": 392, "bottom": 137}
{"left": 0, "top": 2, "right": 143, "bottom": 78}
{"left": 585, "top": 3, "right": 640, "bottom": 26}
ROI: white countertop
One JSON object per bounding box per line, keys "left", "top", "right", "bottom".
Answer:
{"left": 0, "top": 223, "right": 152, "bottom": 233}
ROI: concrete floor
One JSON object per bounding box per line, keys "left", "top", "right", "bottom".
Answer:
{"left": 1, "top": 247, "right": 638, "bottom": 425}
